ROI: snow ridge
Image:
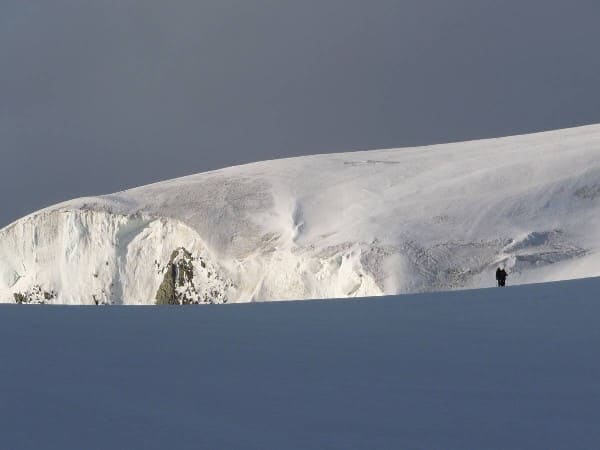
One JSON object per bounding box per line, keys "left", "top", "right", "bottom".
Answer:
{"left": 1, "top": 124, "right": 600, "bottom": 304}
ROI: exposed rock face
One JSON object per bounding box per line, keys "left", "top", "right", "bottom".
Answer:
{"left": 13, "top": 285, "right": 57, "bottom": 304}
{"left": 155, "top": 248, "right": 232, "bottom": 305}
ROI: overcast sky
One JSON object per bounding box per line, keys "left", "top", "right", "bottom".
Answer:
{"left": 2, "top": 0, "right": 600, "bottom": 227}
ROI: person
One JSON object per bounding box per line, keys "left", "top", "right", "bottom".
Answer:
{"left": 496, "top": 267, "right": 508, "bottom": 287}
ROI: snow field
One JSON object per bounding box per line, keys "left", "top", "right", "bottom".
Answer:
{"left": 1, "top": 277, "right": 599, "bottom": 449}
{"left": 1, "top": 123, "right": 600, "bottom": 304}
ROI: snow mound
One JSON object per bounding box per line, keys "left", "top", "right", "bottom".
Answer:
{"left": 1, "top": 124, "right": 600, "bottom": 304}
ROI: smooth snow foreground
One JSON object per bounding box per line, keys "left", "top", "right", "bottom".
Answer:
{"left": 1, "top": 124, "right": 600, "bottom": 304}
{"left": 1, "top": 278, "right": 600, "bottom": 450}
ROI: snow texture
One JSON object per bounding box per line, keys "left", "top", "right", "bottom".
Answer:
{"left": 1, "top": 277, "right": 600, "bottom": 449}
{"left": 1, "top": 124, "right": 600, "bottom": 304}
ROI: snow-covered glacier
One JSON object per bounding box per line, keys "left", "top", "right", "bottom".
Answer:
{"left": 1, "top": 124, "right": 600, "bottom": 304}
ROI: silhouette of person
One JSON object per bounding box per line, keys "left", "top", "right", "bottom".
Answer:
{"left": 496, "top": 267, "right": 508, "bottom": 287}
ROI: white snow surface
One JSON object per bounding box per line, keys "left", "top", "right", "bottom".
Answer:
{"left": 1, "top": 124, "right": 600, "bottom": 304}
{"left": 1, "top": 277, "right": 600, "bottom": 449}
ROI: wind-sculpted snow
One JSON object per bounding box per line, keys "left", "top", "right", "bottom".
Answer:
{"left": 1, "top": 124, "right": 600, "bottom": 304}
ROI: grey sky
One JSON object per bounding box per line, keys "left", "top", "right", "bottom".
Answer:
{"left": 2, "top": 0, "right": 600, "bottom": 227}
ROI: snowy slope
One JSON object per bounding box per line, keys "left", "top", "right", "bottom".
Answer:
{"left": 1, "top": 277, "right": 600, "bottom": 450}
{"left": 1, "top": 124, "right": 600, "bottom": 304}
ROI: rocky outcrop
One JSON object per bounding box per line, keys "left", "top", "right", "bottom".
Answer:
{"left": 13, "top": 285, "right": 57, "bottom": 304}
{"left": 155, "top": 248, "right": 232, "bottom": 305}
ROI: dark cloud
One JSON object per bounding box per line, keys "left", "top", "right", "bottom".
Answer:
{"left": 2, "top": 0, "right": 600, "bottom": 226}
